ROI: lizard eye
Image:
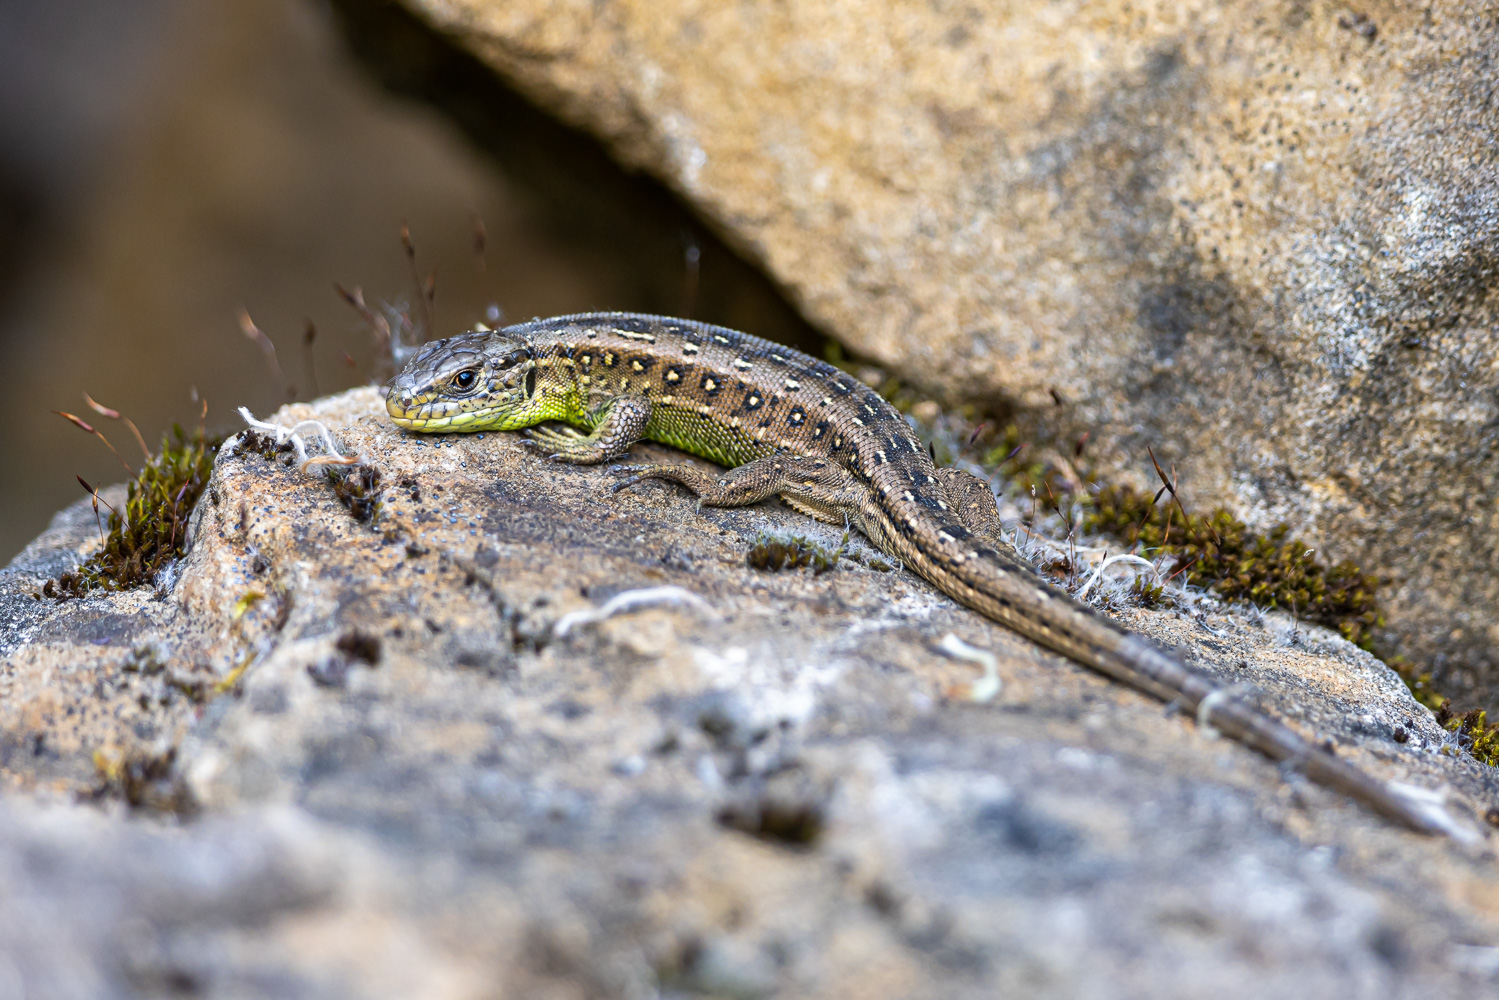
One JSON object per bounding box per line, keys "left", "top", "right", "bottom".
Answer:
{"left": 452, "top": 369, "right": 479, "bottom": 391}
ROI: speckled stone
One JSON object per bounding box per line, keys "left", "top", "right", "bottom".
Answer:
{"left": 0, "top": 386, "right": 1496, "bottom": 997}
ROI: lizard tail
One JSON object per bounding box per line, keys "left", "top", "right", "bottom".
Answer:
{"left": 919, "top": 541, "right": 1452, "bottom": 836}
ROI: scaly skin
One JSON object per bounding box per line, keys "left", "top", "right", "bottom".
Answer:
{"left": 387, "top": 311, "right": 1445, "bottom": 835}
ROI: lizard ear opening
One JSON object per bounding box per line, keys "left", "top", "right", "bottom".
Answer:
{"left": 524, "top": 367, "right": 537, "bottom": 399}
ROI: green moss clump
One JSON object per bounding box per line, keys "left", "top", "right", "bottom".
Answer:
{"left": 1079, "top": 483, "right": 1499, "bottom": 765}
{"left": 1434, "top": 702, "right": 1499, "bottom": 767}
{"left": 1083, "top": 484, "right": 1382, "bottom": 648}
{"left": 1128, "top": 576, "right": 1169, "bottom": 609}
{"left": 746, "top": 532, "right": 843, "bottom": 575}
{"left": 230, "top": 429, "right": 294, "bottom": 462}
{"left": 88, "top": 746, "right": 197, "bottom": 814}
{"left": 325, "top": 463, "right": 382, "bottom": 522}
{"left": 46, "top": 426, "right": 220, "bottom": 599}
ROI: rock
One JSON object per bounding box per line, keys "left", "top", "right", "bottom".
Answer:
{"left": 392, "top": 0, "right": 1499, "bottom": 700}
{"left": 1, "top": 387, "right": 1497, "bottom": 996}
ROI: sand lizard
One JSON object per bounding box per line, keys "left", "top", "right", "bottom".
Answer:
{"left": 385, "top": 311, "right": 1445, "bottom": 835}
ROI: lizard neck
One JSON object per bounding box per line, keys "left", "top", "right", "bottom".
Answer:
{"left": 521, "top": 334, "right": 592, "bottom": 426}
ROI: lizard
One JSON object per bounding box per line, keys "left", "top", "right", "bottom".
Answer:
{"left": 384, "top": 310, "right": 1448, "bottom": 836}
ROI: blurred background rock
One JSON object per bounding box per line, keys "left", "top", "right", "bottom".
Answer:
{"left": 0, "top": 0, "right": 814, "bottom": 562}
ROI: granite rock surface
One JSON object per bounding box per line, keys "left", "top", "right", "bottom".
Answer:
{"left": 396, "top": 0, "right": 1499, "bottom": 702}
{"left": 0, "top": 387, "right": 1497, "bottom": 997}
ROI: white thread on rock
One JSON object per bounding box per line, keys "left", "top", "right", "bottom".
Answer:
{"left": 238, "top": 407, "right": 360, "bottom": 472}
{"left": 1075, "top": 553, "right": 1162, "bottom": 600}
{"left": 552, "top": 585, "right": 717, "bottom": 638}
{"left": 937, "top": 633, "right": 1002, "bottom": 704}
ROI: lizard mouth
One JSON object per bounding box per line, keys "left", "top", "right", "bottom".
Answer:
{"left": 385, "top": 386, "right": 530, "bottom": 432}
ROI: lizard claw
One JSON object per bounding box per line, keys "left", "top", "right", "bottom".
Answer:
{"left": 518, "top": 439, "right": 569, "bottom": 463}
{"left": 611, "top": 466, "right": 659, "bottom": 493}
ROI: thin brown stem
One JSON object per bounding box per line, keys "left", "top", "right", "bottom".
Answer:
{"left": 302, "top": 319, "right": 320, "bottom": 398}
{"left": 400, "top": 224, "right": 435, "bottom": 341}
{"left": 237, "top": 308, "right": 293, "bottom": 400}
{"left": 335, "top": 283, "right": 393, "bottom": 379}
{"left": 76, "top": 475, "right": 116, "bottom": 543}
{"left": 55, "top": 411, "right": 133, "bottom": 476}
{"left": 83, "top": 393, "right": 150, "bottom": 462}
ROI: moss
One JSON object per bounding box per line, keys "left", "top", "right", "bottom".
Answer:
{"left": 230, "top": 428, "right": 294, "bottom": 462}
{"left": 746, "top": 531, "right": 843, "bottom": 575}
{"left": 1076, "top": 485, "right": 1499, "bottom": 764}
{"left": 1066, "top": 474, "right": 1496, "bottom": 766}
{"left": 88, "top": 746, "right": 197, "bottom": 815}
{"left": 1128, "top": 576, "right": 1170, "bottom": 609}
{"left": 1433, "top": 702, "right": 1499, "bottom": 767}
{"left": 45, "top": 427, "right": 220, "bottom": 599}
{"left": 325, "top": 463, "right": 383, "bottom": 522}
{"left": 717, "top": 796, "right": 824, "bottom": 847}
{"left": 1082, "top": 484, "right": 1499, "bottom": 765}
{"left": 1083, "top": 483, "right": 1382, "bottom": 648}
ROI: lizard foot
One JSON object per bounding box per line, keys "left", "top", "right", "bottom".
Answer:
{"left": 521, "top": 434, "right": 623, "bottom": 465}
{"left": 520, "top": 401, "right": 646, "bottom": 465}
{"left": 610, "top": 463, "right": 719, "bottom": 496}
{"left": 523, "top": 424, "right": 587, "bottom": 449}
{"left": 518, "top": 438, "right": 568, "bottom": 462}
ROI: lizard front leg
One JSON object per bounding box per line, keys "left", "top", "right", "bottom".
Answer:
{"left": 523, "top": 394, "right": 651, "bottom": 464}
{"left": 615, "top": 455, "right": 867, "bottom": 526}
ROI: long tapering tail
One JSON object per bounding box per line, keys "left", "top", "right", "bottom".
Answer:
{"left": 923, "top": 538, "right": 1454, "bottom": 836}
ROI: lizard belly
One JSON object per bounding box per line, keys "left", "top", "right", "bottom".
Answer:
{"left": 644, "top": 402, "right": 777, "bottom": 469}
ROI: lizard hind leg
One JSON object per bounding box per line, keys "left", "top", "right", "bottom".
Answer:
{"left": 615, "top": 455, "right": 866, "bottom": 524}
{"left": 611, "top": 461, "right": 724, "bottom": 497}
{"left": 934, "top": 467, "right": 1012, "bottom": 551}
{"left": 779, "top": 494, "right": 851, "bottom": 526}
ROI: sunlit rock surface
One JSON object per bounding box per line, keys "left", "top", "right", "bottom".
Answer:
{"left": 0, "top": 387, "right": 1496, "bottom": 997}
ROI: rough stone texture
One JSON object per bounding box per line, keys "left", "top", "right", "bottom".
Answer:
{"left": 2, "top": 387, "right": 1499, "bottom": 996}
{"left": 393, "top": 0, "right": 1499, "bottom": 702}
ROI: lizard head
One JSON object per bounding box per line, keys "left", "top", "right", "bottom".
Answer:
{"left": 386, "top": 329, "right": 547, "bottom": 432}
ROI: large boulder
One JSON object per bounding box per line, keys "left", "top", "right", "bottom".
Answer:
{"left": 395, "top": 0, "right": 1499, "bottom": 701}
{"left": 1, "top": 388, "right": 1497, "bottom": 996}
